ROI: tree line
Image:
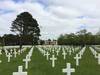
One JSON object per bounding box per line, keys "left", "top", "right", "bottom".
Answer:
{"left": 0, "top": 34, "right": 36, "bottom": 46}
{"left": 57, "top": 29, "right": 100, "bottom": 45}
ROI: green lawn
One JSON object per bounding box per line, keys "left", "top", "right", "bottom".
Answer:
{"left": 0, "top": 46, "right": 100, "bottom": 75}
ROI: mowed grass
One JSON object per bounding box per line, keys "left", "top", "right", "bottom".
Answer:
{"left": 0, "top": 48, "right": 30, "bottom": 75}
{"left": 0, "top": 46, "right": 100, "bottom": 75}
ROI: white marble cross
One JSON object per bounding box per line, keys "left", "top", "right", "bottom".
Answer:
{"left": 26, "top": 54, "right": 31, "bottom": 61}
{"left": 10, "top": 49, "right": 13, "bottom": 54}
{"left": 50, "top": 55, "right": 57, "bottom": 68}
{"left": 62, "top": 51, "right": 67, "bottom": 60}
{"left": 14, "top": 50, "right": 17, "bottom": 58}
{"left": 13, "top": 66, "right": 27, "bottom": 75}
{"left": 45, "top": 52, "right": 50, "bottom": 60}
{"left": 62, "top": 63, "right": 75, "bottom": 75}
{"left": 97, "top": 53, "right": 100, "bottom": 65}
{"left": 23, "top": 55, "right": 31, "bottom": 69}
{"left": 74, "top": 54, "right": 81, "bottom": 66}
{"left": 56, "top": 50, "right": 59, "bottom": 56}
{"left": 7, "top": 53, "right": 12, "bottom": 62}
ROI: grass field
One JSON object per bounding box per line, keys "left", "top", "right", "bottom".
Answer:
{"left": 0, "top": 46, "right": 100, "bottom": 75}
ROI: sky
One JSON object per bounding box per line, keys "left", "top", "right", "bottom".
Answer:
{"left": 0, "top": 0, "right": 100, "bottom": 40}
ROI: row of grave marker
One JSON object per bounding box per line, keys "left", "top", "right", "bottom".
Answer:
{"left": 0, "top": 46, "right": 33, "bottom": 75}
{"left": 90, "top": 47, "right": 100, "bottom": 65}
{"left": 38, "top": 45, "right": 87, "bottom": 75}
{"left": 1, "top": 45, "right": 99, "bottom": 75}
{"left": 13, "top": 46, "right": 34, "bottom": 75}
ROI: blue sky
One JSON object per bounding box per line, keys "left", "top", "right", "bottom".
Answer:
{"left": 0, "top": 0, "right": 100, "bottom": 39}
{"left": 13, "top": 0, "right": 25, "bottom": 3}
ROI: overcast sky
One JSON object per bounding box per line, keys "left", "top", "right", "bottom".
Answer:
{"left": 0, "top": 0, "right": 100, "bottom": 40}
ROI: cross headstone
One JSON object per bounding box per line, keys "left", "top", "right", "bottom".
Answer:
{"left": 13, "top": 66, "right": 27, "bottom": 75}
{"left": 50, "top": 55, "right": 57, "bottom": 68}
{"left": 14, "top": 49, "right": 17, "bottom": 58}
{"left": 10, "top": 49, "right": 13, "bottom": 54}
{"left": 7, "top": 53, "right": 12, "bottom": 62}
{"left": 62, "top": 51, "right": 67, "bottom": 60}
{"left": 45, "top": 52, "right": 50, "bottom": 60}
{"left": 74, "top": 54, "right": 81, "bottom": 66}
{"left": 23, "top": 55, "right": 31, "bottom": 69}
{"left": 26, "top": 54, "right": 31, "bottom": 61}
{"left": 56, "top": 50, "right": 59, "bottom": 56}
{"left": 62, "top": 63, "right": 75, "bottom": 75}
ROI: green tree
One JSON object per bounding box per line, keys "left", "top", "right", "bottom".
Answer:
{"left": 11, "top": 12, "right": 40, "bottom": 49}
{"left": 57, "top": 29, "right": 97, "bottom": 45}
{"left": 58, "top": 34, "right": 65, "bottom": 45}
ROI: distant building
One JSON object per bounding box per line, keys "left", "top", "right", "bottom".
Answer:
{"left": 44, "top": 40, "right": 58, "bottom": 45}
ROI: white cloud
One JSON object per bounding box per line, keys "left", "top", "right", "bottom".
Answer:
{"left": 0, "top": 0, "right": 100, "bottom": 39}
{"left": 48, "top": 0, "right": 100, "bottom": 18}
{"left": 48, "top": 6, "right": 82, "bottom": 19}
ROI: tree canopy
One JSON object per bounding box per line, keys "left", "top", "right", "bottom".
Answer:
{"left": 11, "top": 12, "right": 40, "bottom": 48}
{"left": 57, "top": 29, "right": 100, "bottom": 45}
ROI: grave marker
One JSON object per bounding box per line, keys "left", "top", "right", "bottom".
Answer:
{"left": 45, "top": 52, "right": 50, "bottom": 60}
{"left": 23, "top": 55, "right": 31, "bottom": 69}
{"left": 62, "top": 63, "right": 75, "bottom": 75}
{"left": 74, "top": 54, "right": 81, "bottom": 66}
{"left": 50, "top": 55, "right": 57, "bottom": 68}
{"left": 13, "top": 66, "right": 27, "bottom": 75}
{"left": 14, "top": 49, "right": 17, "bottom": 58}
{"left": 7, "top": 53, "right": 12, "bottom": 62}
{"left": 62, "top": 51, "right": 67, "bottom": 60}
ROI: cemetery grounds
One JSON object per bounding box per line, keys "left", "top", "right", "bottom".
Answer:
{"left": 0, "top": 45, "right": 100, "bottom": 75}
